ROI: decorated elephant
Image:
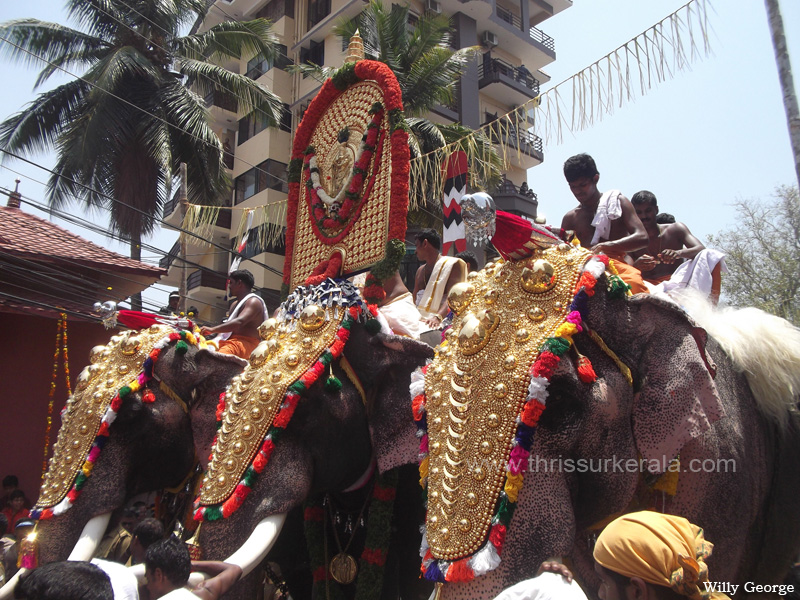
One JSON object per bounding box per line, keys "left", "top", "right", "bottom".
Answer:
{"left": 192, "top": 280, "right": 434, "bottom": 599}
{"left": 408, "top": 245, "right": 800, "bottom": 599}
{"left": 0, "top": 324, "right": 245, "bottom": 597}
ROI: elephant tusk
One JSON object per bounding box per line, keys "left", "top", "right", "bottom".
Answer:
{"left": 224, "top": 513, "right": 287, "bottom": 577}
{"left": 0, "top": 567, "right": 27, "bottom": 599}
{"left": 68, "top": 512, "right": 112, "bottom": 561}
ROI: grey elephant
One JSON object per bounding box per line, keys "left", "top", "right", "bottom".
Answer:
{"left": 193, "top": 290, "right": 435, "bottom": 599}
{"left": 407, "top": 250, "right": 800, "bottom": 599}
{"left": 0, "top": 325, "right": 244, "bottom": 596}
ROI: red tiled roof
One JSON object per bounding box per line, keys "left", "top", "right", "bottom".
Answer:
{"left": 0, "top": 206, "right": 165, "bottom": 275}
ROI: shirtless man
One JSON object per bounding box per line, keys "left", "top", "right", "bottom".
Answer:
{"left": 630, "top": 190, "right": 724, "bottom": 303}
{"left": 629, "top": 191, "right": 705, "bottom": 282}
{"left": 200, "top": 269, "right": 267, "bottom": 359}
{"left": 560, "top": 153, "right": 648, "bottom": 293}
{"left": 413, "top": 229, "right": 467, "bottom": 328}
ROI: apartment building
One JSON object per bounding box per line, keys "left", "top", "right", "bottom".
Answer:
{"left": 160, "top": 0, "right": 571, "bottom": 321}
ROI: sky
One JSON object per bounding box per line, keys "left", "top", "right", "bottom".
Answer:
{"left": 0, "top": 0, "right": 798, "bottom": 309}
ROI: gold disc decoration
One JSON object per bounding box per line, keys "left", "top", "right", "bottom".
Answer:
{"left": 35, "top": 325, "right": 174, "bottom": 509}
{"left": 422, "top": 245, "right": 592, "bottom": 561}
{"left": 329, "top": 553, "right": 358, "bottom": 584}
{"left": 283, "top": 60, "right": 409, "bottom": 291}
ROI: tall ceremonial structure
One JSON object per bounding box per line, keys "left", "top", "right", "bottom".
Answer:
{"left": 159, "top": 0, "right": 571, "bottom": 322}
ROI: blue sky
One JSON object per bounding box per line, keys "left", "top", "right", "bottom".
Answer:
{"left": 0, "top": 0, "right": 798, "bottom": 308}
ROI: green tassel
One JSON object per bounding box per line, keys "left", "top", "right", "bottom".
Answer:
{"left": 176, "top": 340, "right": 189, "bottom": 354}
{"left": 542, "top": 337, "right": 570, "bottom": 356}
{"left": 289, "top": 380, "right": 306, "bottom": 394}
{"left": 119, "top": 385, "right": 132, "bottom": 398}
{"left": 74, "top": 472, "right": 87, "bottom": 489}
{"left": 607, "top": 275, "right": 630, "bottom": 299}
{"left": 365, "top": 318, "right": 382, "bottom": 335}
{"left": 325, "top": 376, "right": 342, "bottom": 392}
{"left": 495, "top": 493, "right": 516, "bottom": 525}
{"left": 205, "top": 506, "right": 223, "bottom": 521}
{"left": 243, "top": 467, "right": 257, "bottom": 488}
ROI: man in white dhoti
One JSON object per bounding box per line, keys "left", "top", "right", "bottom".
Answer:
{"left": 630, "top": 191, "right": 726, "bottom": 304}
{"left": 378, "top": 271, "right": 422, "bottom": 339}
{"left": 412, "top": 229, "right": 467, "bottom": 328}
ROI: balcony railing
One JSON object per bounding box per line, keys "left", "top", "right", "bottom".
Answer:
{"left": 484, "top": 121, "right": 544, "bottom": 158}
{"left": 187, "top": 269, "right": 228, "bottom": 291}
{"left": 495, "top": 5, "right": 555, "bottom": 52}
{"left": 493, "top": 177, "right": 537, "bottom": 202}
{"left": 163, "top": 189, "right": 180, "bottom": 220}
{"left": 479, "top": 56, "right": 540, "bottom": 96}
{"left": 163, "top": 191, "right": 232, "bottom": 228}
{"left": 204, "top": 90, "right": 238, "bottom": 113}
{"left": 159, "top": 240, "right": 180, "bottom": 270}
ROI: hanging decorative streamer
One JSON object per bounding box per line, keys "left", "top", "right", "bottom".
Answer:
{"left": 182, "top": 200, "right": 287, "bottom": 252}
{"left": 178, "top": 0, "right": 710, "bottom": 220}
{"left": 42, "top": 313, "right": 71, "bottom": 481}
{"left": 408, "top": 0, "right": 711, "bottom": 206}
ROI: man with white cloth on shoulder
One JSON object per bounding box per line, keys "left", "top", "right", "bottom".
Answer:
{"left": 412, "top": 229, "right": 467, "bottom": 329}
{"left": 200, "top": 269, "right": 268, "bottom": 359}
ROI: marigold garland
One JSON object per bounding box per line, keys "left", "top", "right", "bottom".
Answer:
{"left": 42, "top": 314, "right": 71, "bottom": 481}
{"left": 414, "top": 254, "right": 611, "bottom": 583}
{"left": 30, "top": 328, "right": 207, "bottom": 521}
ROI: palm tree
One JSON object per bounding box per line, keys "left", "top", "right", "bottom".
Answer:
{"left": 0, "top": 0, "right": 283, "bottom": 308}
{"left": 295, "top": 0, "right": 501, "bottom": 212}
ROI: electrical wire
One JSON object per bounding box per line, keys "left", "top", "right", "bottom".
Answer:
{"left": 0, "top": 149, "right": 284, "bottom": 276}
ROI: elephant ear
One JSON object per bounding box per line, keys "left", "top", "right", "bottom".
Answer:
{"left": 625, "top": 294, "right": 725, "bottom": 472}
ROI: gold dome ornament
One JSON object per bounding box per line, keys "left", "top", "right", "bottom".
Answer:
{"left": 344, "top": 30, "right": 365, "bottom": 64}
{"left": 521, "top": 258, "right": 557, "bottom": 293}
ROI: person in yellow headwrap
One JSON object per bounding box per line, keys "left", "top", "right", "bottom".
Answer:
{"left": 592, "top": 511, "right": 731, "bottom": 600}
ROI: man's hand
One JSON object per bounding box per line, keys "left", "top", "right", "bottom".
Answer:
{"left": 537, "top": 560, "right": 573, "bottom": 583}
{"left": 590, "top": 241, "right": 616, "bottom": 255}
{"left": 423, "top": 314, "right": 443, "bottom": 329}
{"left": 658, "top": 248, "right": 682, "bottom": 264}
{"left": 200, "top": 326, "right": 215, "bottom": 337}
{"left": 633, "top": 254, "right": 659, "bottom": 271}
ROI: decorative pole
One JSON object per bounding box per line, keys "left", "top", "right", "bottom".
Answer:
{"left": 344, "top": 30, "right": 365, "bottom": 64}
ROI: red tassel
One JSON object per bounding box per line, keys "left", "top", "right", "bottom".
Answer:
{"left": 577, "top": 356, "right": 597, "bottom": 383}
{"left": 142, "top": 389, "right": 155, "bottom": 403}
{"left": 445, "top": 559, "right": 474, "bottom": 582}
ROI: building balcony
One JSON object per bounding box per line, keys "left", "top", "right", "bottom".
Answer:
{"left": 478, "top": 55, "right": 540, "bottom": 106}
{"left": 491, "top": 177, "right": 538, "bottom": 219}
{"left": 187, "top": 269, "right": 228, "bottom": 292}
{"left": 484, "top": 120, "right": 544, "bottom": 168}
{"left": 162, "top": 190, "right": 232, "bottom": 231}
{"left": 160, "top": 240, "right": 180, "bottom": 270}
{"left": 204, "top": 90, "right": 238, "bottom": 114}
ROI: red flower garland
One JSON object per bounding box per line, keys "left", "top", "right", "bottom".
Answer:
{"left": 284, "top": 60, "right": 408, "bottom": 290}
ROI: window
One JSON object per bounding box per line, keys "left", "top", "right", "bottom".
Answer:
{"left": 307, "top": 0, "right": 330, "bottom": 30}
{"left": 245, "top": 44, "right": 291, "bottom": 79}
{"left": 254, "top": 0, "right": 295, "bottom": 22}
{"left": 299, "top": 40, "right": 324, "bottom": 70}
{"left": 279, "top": 103, "right": 292, "bottom": 132}
{"left": 234, "top": 159, "right": 289, "bottom": 204}
{"left": 237, "top": 112, "right": 271, "bottom": 145}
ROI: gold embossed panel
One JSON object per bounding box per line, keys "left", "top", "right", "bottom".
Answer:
{"left": 198, "top": 308, "right": 346, "bottom": 506}
{"left": 289, "top": 81, "right": 391, "bottom": 290}
{"left": 423, "top": 245, "right": 591, "bottom": 560}
{"left": 36, "top": 325, "right": 174, "bottom": 509}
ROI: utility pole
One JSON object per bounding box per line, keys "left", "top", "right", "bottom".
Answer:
{"left": 178, "top": 163, "right": 188, "bottom": 315}
{"left": 765, "top": 0, "right": 800, "bottom": 188}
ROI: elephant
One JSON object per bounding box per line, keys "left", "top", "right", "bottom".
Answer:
{"left": 408, "top": 255, "right": 800, "bottom": 599}
{"left": 0, "top": 324, "right": 245, "bottom": 597}
{"left": 195, "top": 314, "right": 435, "bottom": 600}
